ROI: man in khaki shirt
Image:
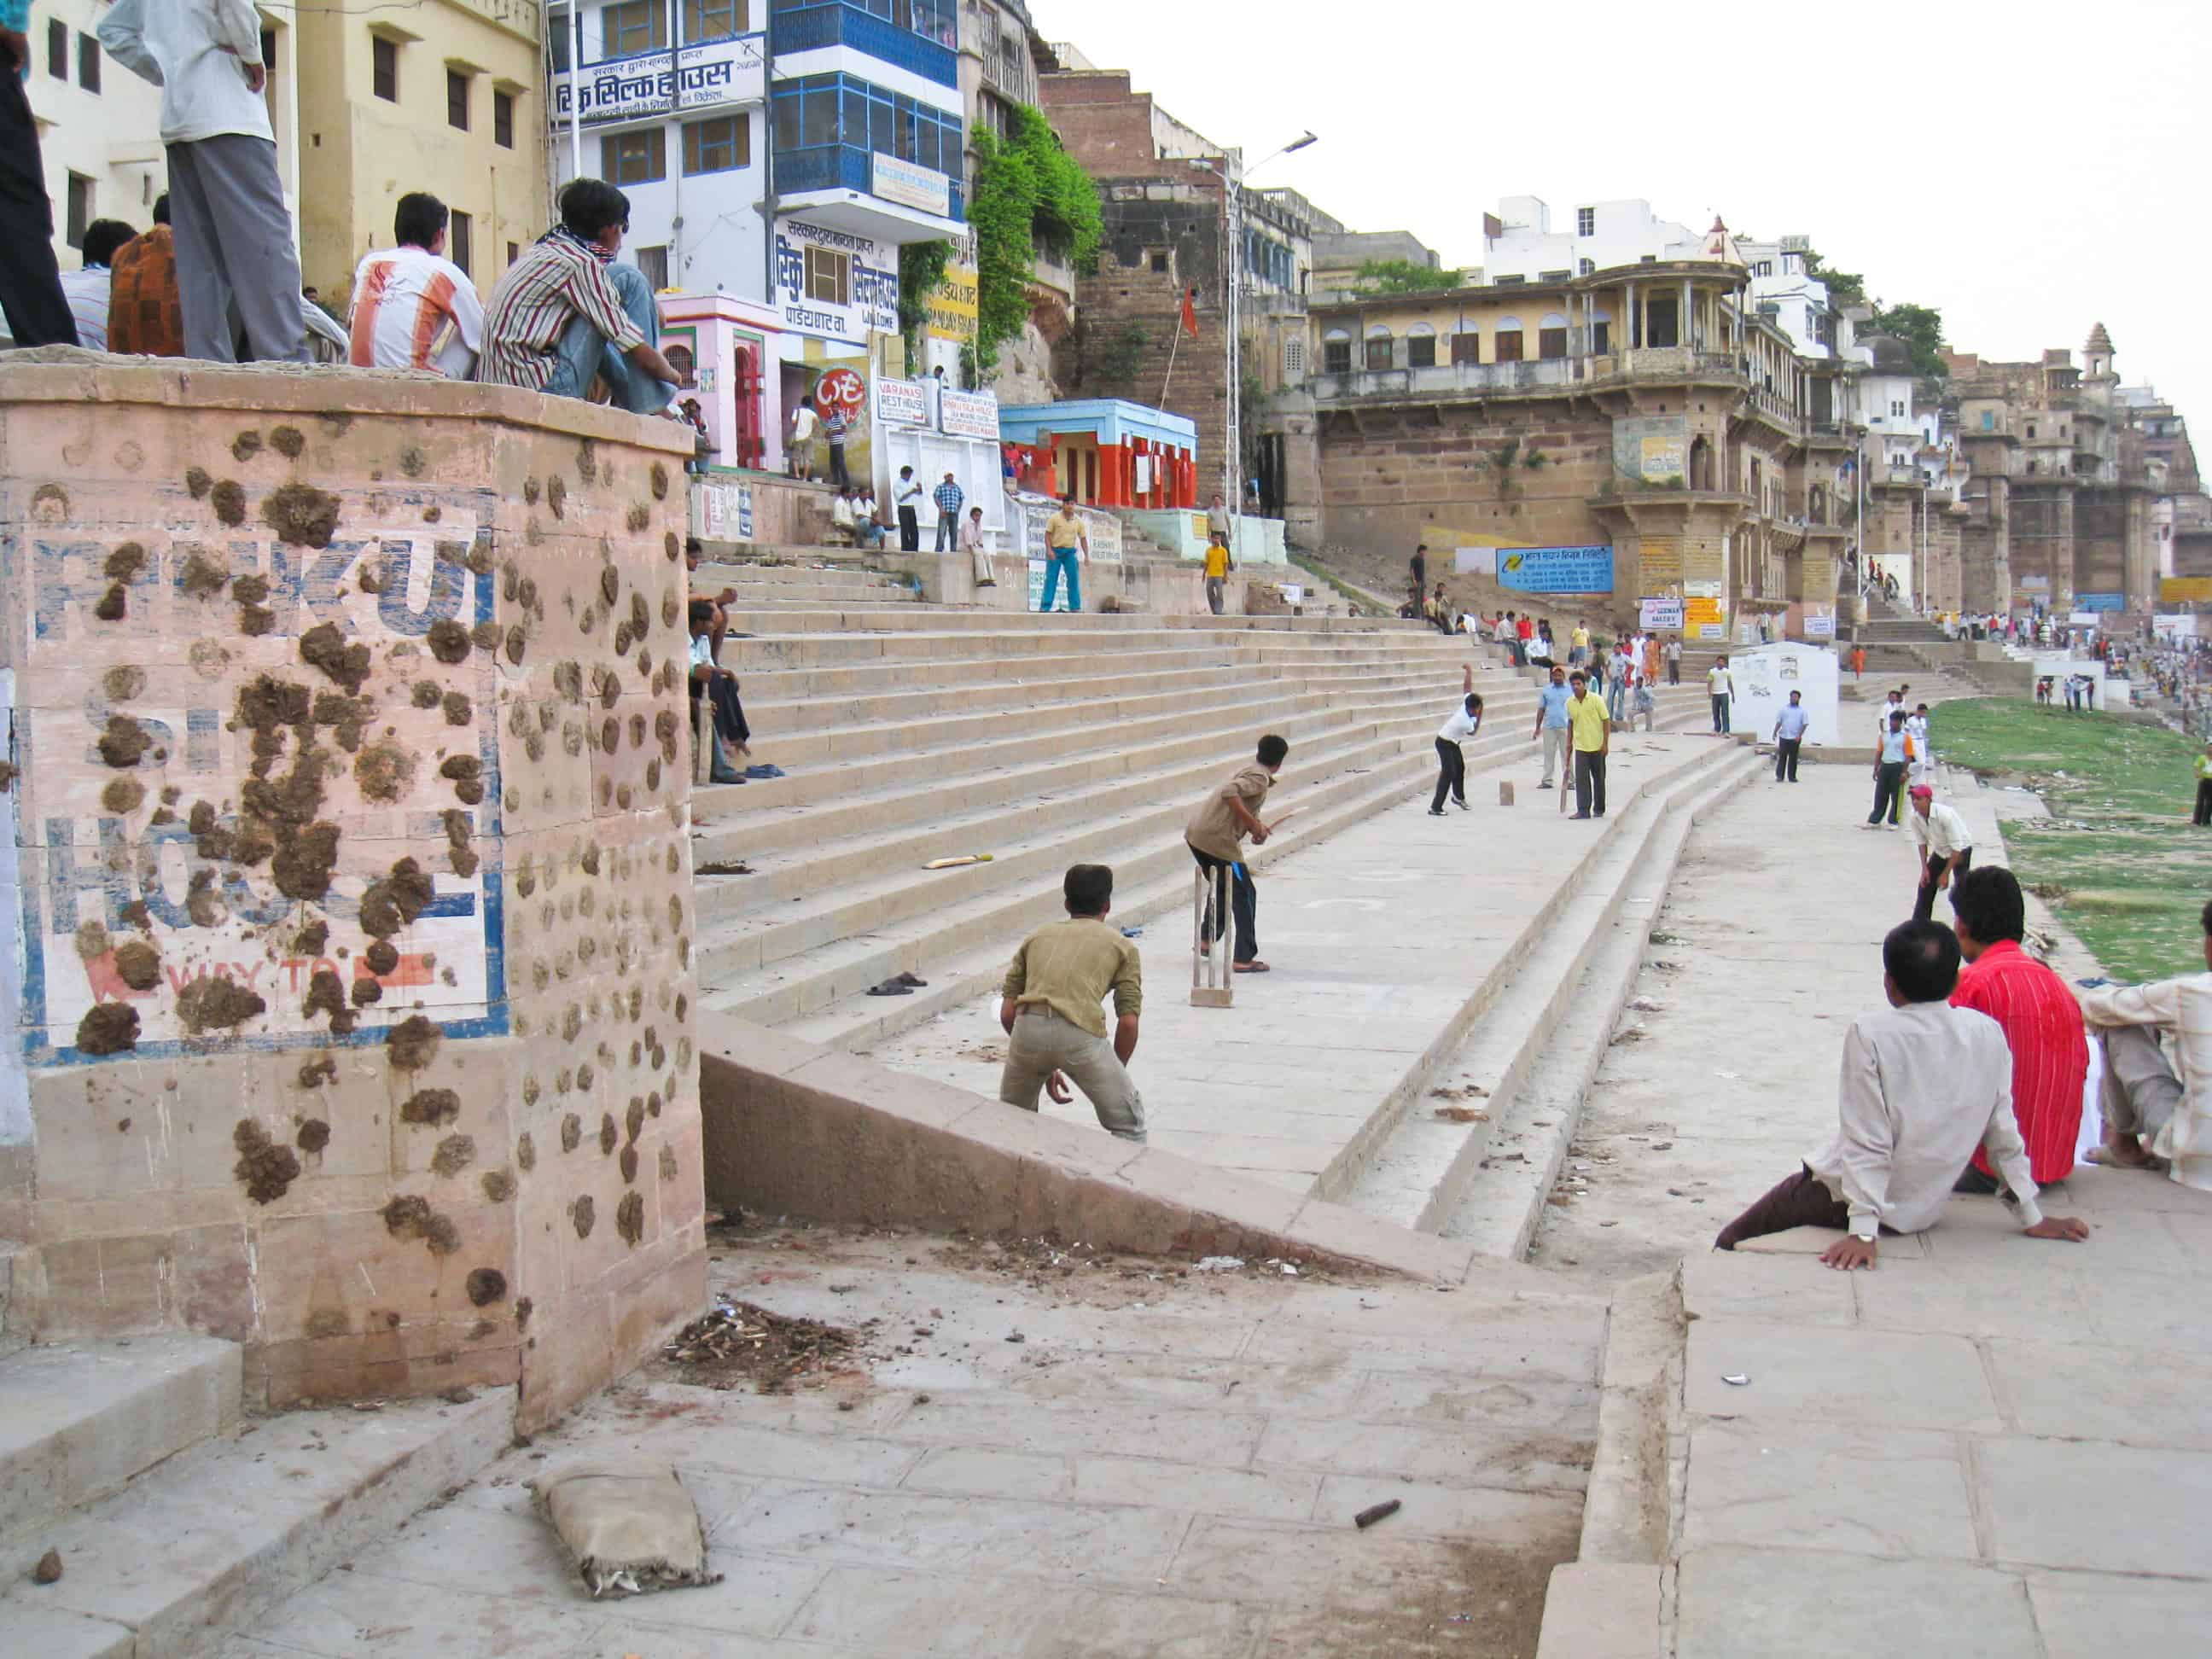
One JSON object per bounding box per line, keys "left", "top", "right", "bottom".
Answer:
{"left": 998, "top": 864, "right": 1145, "bottom": 1141}
{"left": 1185, "top": 734, "right": 1289, "bottom": 973}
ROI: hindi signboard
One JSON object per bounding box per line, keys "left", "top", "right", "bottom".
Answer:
{"left": 1496, "top": 544, "right": 1615, "bottom": 595}
{"left": 551, "top": 35, "right": 763, "bottom": 126}
{"left": 872, "top": 154, "right": 952, "bottom": 218}
{"left": 939, "top": 389, "right": 1000, "bottom": 443}
{"left": 1639, "top": 595, "right": 1685, "bottom": 631}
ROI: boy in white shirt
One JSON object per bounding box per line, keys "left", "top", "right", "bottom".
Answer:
{"left": 346, "top": 193, "right": 483, "bottom": 379}
{"left": 1906, "top": 703, "right": 1934, "bottom": 781}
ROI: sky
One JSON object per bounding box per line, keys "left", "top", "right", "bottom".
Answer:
{"left": 1029, "top": 0, "right": 2211, "bottom": 425}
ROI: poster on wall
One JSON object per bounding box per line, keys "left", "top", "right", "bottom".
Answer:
{"left": 939, "top": 390, "right": 1000, "bottom": 443}
{"left": 924, "top": 231, "right": 981, "bottom": 346}
{"left": 1612, "top": 416, "right": 1689, "bottom": 487}
{"left": 696, "top": 480, "right": 754, "bottom": 541}
{"left": 1639, "top": 595, "right": 1685, "bottom": 630}
{"left": 1454, "top": 546, "right": 1498, "bottom": 576}
{"left": 1804, "top": 611, "right": 1837, "bottom": 637}
{"left": 552, "top": 34, "right": 764, "bottom": 126}
{"left": 1013, "top": 498, "right": 1121, "bottom": 563}
{"left": 1497, "top": 544, "right": 1615, "bottom": 594}
{"left": 1684, "top": 581, "right": 1726, "bottom": 640}
{"left": 6, "top": 498, "right": 507, "bottom": 1063}
{"left": 774, "top": 219, "right": 899, "bottom": 341}
{"left": 876, "top": 376, "right": 928, "bottom": 428}
{"left": 2077, "top": 592, "right": 2125, "bottom": 613}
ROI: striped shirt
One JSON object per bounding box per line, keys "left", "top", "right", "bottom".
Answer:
{"left": 348, "top": 245, "right": 482, "bottom": 379}
{"left": 477, "top": 235, "right": 643, "bottom": 391}
{"left": 1955, "top": 940, "right": 2087, "bottom": 1184}
{"left": 60, "top": 266, "right": 112, "bottom": 351}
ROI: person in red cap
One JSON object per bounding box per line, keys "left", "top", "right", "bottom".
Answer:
{"left": 1907, "top": 784, "right": 1973, "bottom": 922}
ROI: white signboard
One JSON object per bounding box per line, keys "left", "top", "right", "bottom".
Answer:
{"left": 775, "top": 219, "right": 899, "bottom": 341}
{"left": 938, "top": 389, "right": 1001, "bottom": 443}
{"left": 1729, "top": 643, "right": 1840, "bottom": 747}
{"left": 1804, "top": 611, "right": 1836, "bottom": 637}
{"left": 550, "top": 35, "right": 763, "bottom": 126}
{"left": 695, "top": 480, "right": 754, "bottom": 541}
{"left": 876, "top": 377, "right": 929, "bottom": 428}
{"left": 1639, "top": 595, "right": 1684, "bottom": 630}
{"left": 1453, "top": 546, "right": 1497, "bottom": 576}
{"left": 871, "top": 154, "right": 951, "bottom": 218}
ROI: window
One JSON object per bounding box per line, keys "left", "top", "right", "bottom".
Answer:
{"left": 804, "top": 244, "right": 849, "bottom": 305}
{"left": 601, "top": 128, "right": 667, "bottom": 184}
{"left": 446, "top": 69, "right": 470, "bottom": 130}
{"left": 1494, "top": 329, "right": 1524, "bottom": 363}
{"left": 1982, "top": 410, "right": 1995, "bottom": 430}
{"left": 64, "top": 172, "right": 92, "bottom": 248}
{"left": 448, "top": 209, "right": 473, "bottom": 276}
{"left": 683, "top": 114, "right": 749, "bottom": 173}
{"left": 1149, "top": 251, "right": 1169, "bottom": 274}
{"left": 770, "top": 73, "right": 963, "bottom": 187}
{"left": 494, "top": 89, "right": 515, "bottom": 148}
{"left": 1576, "top": 207, "right": 1594, "bottom": 237}
{"left": 605, "top": 0, "right": 667, "bottom": 55}
{"left": 76, "top": 32, "right": 98, "bottom": 93}
{"left": 1592, "top": 319, "right": 1610, "bottom": 354}
{"left": 1407, "top": 327, "right": 1436, "bottom": 369}
{"left": 1364, "top": 330, "right": 1393, "bottom": 371}
{"left": 636, "top": 245, "right": 669, "bottom": 288}
{"left": 373, "top": 36, "right": 398, "bottom": 102}
{"left": 1284, "top": 335, "right": 1304, "bottom": 378}
{"left": 45, "top": 18, "right": 63, "bottom": 78}
{"left": 1579, "top": 257, "right": 1594, "bottom": 276}
{"left": 1451, "top": 332, "right": 1480, "bottom": 366}
{"left": 683, "top": 0, "right": 746, "bottom": 43}
{"left": 1644, "top": 298, "right": 1678, "bottom": 348}
{"left": 1539, "top": 327, "right": 1568, "bottom": 359}
{"left": 1753, "top": 259, "right": 1772, "bottom": 277}
{"left": 550, "top": 18, "right": 572, "bottom": 73}
{"left": 506, "top": 241, "right": 520, "bottom": 266}
{"left": 1891, "top": 400, "right": 1906, "bottom": 418}
{"left": 1324, "top": 336, "right": 1352, "bottom": 375}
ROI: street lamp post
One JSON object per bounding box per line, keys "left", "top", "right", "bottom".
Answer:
{"left": 1215, "top": 132, "right": 1315, "bottom": 549}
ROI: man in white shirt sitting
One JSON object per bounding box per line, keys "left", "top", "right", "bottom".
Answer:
{"left": 1771, "top": 688, "right": 1810, "bottom": 782}
{"left": 1906, "top": 783, "right": 1972, "bottom": 922}
{"left": 1715, "top": 920, "right": 2090, "bottom": 1266}
{"left": 61, "top": 219, "right": 137, "bottom": 350}
{"left": 347, "top": 192, "right": 483, "bottom": 379}
{"left": 2077, "top": 899, "right": 2212, "bottom": 1190}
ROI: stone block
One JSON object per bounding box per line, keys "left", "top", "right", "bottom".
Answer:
{"left": 1682, "top": 1420, "right": 1977, "bottom": 1558}
{"left": 1684, "top": 1320, "right": 2000, "bottom": 1431}
{"left": 1974, "top": 1436, "right": 2212, "bottom": 1578}
{"left": 1534, "top": 1562, "right": 1660, "bottom": 1659}
{"left": 1674, "top": 1547, "right": 2038, "bottom": 1658}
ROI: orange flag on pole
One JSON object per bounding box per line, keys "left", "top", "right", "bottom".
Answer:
{"left": 1180, "top": 286, "right": 1199, "bottom": 338}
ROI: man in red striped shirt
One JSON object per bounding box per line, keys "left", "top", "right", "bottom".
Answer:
{"left": 347, "top": 193, "right": 482, "bottom": 379}
{"left": 1948, "top": 865, "right": 2087, "bottom": 1190}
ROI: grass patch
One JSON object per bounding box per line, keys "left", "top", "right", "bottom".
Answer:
{"left": 1930, "top": 698, "right": 2209, "bottom": 980}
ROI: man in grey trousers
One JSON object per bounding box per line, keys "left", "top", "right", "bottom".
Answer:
{"left": 101, "top": 0, "right": 305, "bottom": 363}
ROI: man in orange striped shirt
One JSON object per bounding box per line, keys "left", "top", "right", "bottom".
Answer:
{"left": 347, "top": 193, "right": 482, "bottom": 380}
{"left": 1948, "top": 865, "right": 2087, "bottom": 1190}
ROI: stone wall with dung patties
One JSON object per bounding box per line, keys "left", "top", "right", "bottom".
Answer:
{"left": 0, "top": 354, "right": 704, "bottom": 1432}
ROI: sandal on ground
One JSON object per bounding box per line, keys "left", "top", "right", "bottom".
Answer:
{"left": 2085, "top": 1145, "right": 2169, "bottom": 1173}
{"left": 864, "top": 980, "right": 915, "bottom": 997}
{"left": 1232, "top": 961, "right": 1272, "bottom": 974}
{"left": 895, "top": 972, "right": 928, "bottom": 988}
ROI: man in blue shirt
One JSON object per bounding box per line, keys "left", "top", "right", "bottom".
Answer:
{"left": 1530, "top": 665, "right": 1573, "bottom": 790}
{"left": 1772, "top": 689, "right": 1811, "bottom": 783}
{"left": 1867, "top": 708, "right": 1911, "bottom": 827}
{"left": 0, "top": 10, "right": 79, "bottom": 346}
{"left": 933, "top": 472, "right": 965, "bottom": 551}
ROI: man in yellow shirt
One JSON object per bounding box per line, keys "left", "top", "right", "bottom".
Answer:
{"left": 1202, "top": 531, "right": 1233, "bottom": 615}
{"left": 1567, "top": 668, "right": 1610, "bottom": 819}
{"left": 1569, "top": 622, "right": 1591, "bottom": 667}
{"left": 1040, "top": 494, "right": 1088, "bottom": 614}
{"left": 998, "top": 864, "right": 1145, "bottom": 1140}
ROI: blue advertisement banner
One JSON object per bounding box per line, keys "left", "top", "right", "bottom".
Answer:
{"left": 1497, "top": 544, "right": 1615, "bottom": 595}
{"left": 2077, "top": 591, "right": 2126, "bottom": 612}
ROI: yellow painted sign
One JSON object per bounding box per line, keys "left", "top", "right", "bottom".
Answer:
{"left": 2160, "top": 576, "right": 2212, "bottom": 602}
{"left": 924, "top": 247, "right": 980, "bottom": 344}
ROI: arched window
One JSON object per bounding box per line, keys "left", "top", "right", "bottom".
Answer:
{"left": 1538, "top": 311, "right": 1569, "bottom": 360}
{"left": 1406, "top": 320, "right": 1437, "bottom": 369}
{"left": 1365, "top": 324, "right": 1394, "bottom": 372}
{"left": 1449, "top": 317, "right": 1481, "bottom": 366}
{"left": 1494, "top": 314, "right": 1525, "bottom": 363}
{"left": 1323, "top": 327, "right": 1352, "bottom": 375}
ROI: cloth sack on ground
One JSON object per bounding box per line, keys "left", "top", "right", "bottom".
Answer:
{"left": 533, "top": 1461, "right": 722, "bottom": 1598}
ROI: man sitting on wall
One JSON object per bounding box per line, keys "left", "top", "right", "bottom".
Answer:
{"left": 348, "top": 191, "right": 482, "bottom": 378}
{"left": 60, "top": 218, "right": 137, "bottom": 351}
{"left": 478, "top": 178, "right": 678, "bottom": 411}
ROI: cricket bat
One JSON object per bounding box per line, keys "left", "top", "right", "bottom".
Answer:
{"left": 1262, "top": 808, "right": 1301, "bottom": 834}
{"left": 923, "top": 854, "right": 994, "bottom": 870}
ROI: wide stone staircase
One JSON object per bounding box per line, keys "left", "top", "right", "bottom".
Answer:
{"left": 687, "top": 553, "right": 1718, "bottom": 1054}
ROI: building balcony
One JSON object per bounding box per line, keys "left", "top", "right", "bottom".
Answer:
{"left": 774, "top": 3, "right": 958, "bottom": 89}
{"left": 776, "top": 142, "right": 964, "bottom": 240}
{"left": 1586, "top": 346, "right": 1746, "bottom": 385}
{"left": 1310, "top": 357, "right": 1579, "bottom": 403}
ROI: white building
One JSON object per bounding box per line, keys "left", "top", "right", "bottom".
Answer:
{"left": 1483, "top": 195, "right": 1704, "bottom": 281}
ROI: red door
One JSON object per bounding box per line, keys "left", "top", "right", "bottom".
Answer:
{"left": 731, "top": 346, "right": 765, "bottom": 469}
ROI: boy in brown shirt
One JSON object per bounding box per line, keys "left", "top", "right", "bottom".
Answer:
{"left": 1185, "top": 734, "right": 1289, "bottom": 973}
{"left": 998, "top": 864, "right": 1145, "bottom": 1141}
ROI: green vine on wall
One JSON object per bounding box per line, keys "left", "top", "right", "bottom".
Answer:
{"left": 968, "top": 105, "right": 1103, "bottom": 375}
{"left": 897, "top": 239, "right": 953, "bottom": 364}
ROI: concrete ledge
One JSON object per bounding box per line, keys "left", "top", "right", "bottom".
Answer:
{"left": 1534, "top": 1562, "right": 1662, "bottom": 1658}
{"left": 1577, "top": 1268, "right": 1683, "bottom": 1565}
{"left": 699, "top": 1012, "right": 1489, "bottom": 1281}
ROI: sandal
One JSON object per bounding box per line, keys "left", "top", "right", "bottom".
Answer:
{"left": 2084, "top": 1145, "right": 2169, "bottom": 1173}
{"left": 1232, "top": 961, "right": 1272, "bottom": 974}
{"left": 864, "top": 980, "right": 915, "bottom": 998}
{"left": 895, "top": 972, "right": 928, "bottom": 988}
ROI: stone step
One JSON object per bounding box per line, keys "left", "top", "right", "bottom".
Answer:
{"left": 743, "top": 691, "right": 1717, "bottom": 1052}
{"left": 695, "top": 667, "right": 1526, "bottom": 894}
{"left": 0, "top": 1388, "right": 512, "bottom": 1659}
{"left": 713, "top": 621, "right": 1472, "bottom": 673}
{"left": 0, "top": 1336, "right": 240, "bottom": 1561}
{"left": 1333, "top": 742, "right": 1760, "bottom": 1232}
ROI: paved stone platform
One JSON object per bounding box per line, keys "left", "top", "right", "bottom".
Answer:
{"left": 1513, "top": 758, "right": 2212, "bottom": 1653}
{"left": 234, "top": 1225, "right": 1606, "bottom": 1657}
{"left": 863, "top": 732, "right": 1727, "bottom": 1198}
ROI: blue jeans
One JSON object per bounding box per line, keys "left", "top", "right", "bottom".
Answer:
{"left": 546, "top": 263, "right": 674, "bottom": 412}
{"left": 1040, "top": 549, "right": 1081, "bottom": 613}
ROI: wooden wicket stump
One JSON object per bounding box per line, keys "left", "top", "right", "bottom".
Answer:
{"left": 1190, "top": 863, "right": 1234, "bottom": 1009}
